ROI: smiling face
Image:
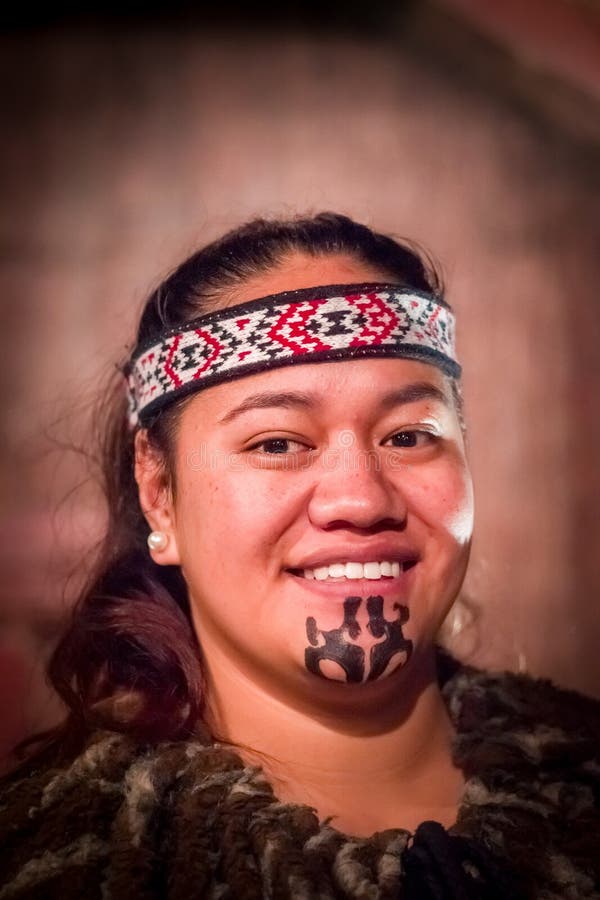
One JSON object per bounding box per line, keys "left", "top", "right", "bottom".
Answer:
{"left": 137, "top": 255, "right": 474, "bottom": 715}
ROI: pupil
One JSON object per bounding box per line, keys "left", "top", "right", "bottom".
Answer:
{"left": 266, "top": 439, "right": 288, "bottom": 453}
{"left": 394, "top": 432, "right": 416, "bottom": 447}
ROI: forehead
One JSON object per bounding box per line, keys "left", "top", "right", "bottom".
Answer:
{"left": 180, "top": 358, "right": 453, "bottom": 428}
{"left": 173, "top": 254, "right": 455, "bottom": 430}
{"left": 217, "top": 252, "right": 399, "bottom": 307}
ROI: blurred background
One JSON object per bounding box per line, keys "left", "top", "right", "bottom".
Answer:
{"left": 1, "top": 0, "right": 599, "bottom": 764}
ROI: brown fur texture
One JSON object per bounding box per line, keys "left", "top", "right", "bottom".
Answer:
{"left": 1, "top": 661, "right": 599, "bottom": 899}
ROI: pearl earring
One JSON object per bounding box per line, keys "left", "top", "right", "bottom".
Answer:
{"left": 147, "top": 530, "right": 169, "bottom": 552}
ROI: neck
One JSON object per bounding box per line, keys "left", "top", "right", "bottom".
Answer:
{"left": 202, "top": 646, "right": 464, "bottom": 836}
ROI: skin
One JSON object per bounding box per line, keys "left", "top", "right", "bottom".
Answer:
{"left": 136, "top": 253, "right": 474, "bottom": 836}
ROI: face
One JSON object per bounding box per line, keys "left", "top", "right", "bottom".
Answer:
{"left": 140, "top": 255, "right": 474, "bottom": 710}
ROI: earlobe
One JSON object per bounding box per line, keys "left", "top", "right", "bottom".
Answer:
{"left": 147, "top": 530, "right": 170, "bottom": 553}
{"left": 145, "top": 526, "right": 181, "bottom": 567}
{"left": 146, "top": 529, "right": 180, "bottom": 565}
{"left": 134, "top": 429, "right": 181, "bottom": 566}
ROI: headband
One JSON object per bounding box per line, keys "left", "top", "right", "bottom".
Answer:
{"left": 125, "top": 282, "right": 460, "bottom": 427}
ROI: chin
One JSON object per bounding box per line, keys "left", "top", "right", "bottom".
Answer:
{"left": 306, "top": 645, "right": 413, "bottom": 685}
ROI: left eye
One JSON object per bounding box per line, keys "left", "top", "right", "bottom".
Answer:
{"left": 387, "top": 430, "right": 433, "bottom": 448}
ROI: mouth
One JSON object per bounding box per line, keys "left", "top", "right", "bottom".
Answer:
{"left": 286, "top": 559, "right": 418, "bottom": 583}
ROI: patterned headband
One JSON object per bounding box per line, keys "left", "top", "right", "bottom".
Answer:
{"left": 125, "top": 282, "right": 461, "bottom": 427}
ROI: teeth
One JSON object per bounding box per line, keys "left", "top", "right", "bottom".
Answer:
{"left": 300, "top": 560, "right": 410, "bottom": 581}
{"left": 345, "top": 562, "right": 364, "bottom": 579}
{"left": 363, "top": 562, "right": 381, "bottom": 580}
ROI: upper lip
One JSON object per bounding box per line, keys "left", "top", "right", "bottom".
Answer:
{"left": 286, "top": 544, "right": 420, "bottom": 571}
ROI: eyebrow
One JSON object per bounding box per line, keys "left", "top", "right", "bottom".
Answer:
{"left": 218, "top": 381, "right": 450, "bottom": 424}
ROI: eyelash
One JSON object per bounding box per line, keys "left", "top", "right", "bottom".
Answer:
{"left": 248, "top": 430, "right": 436, "bottom": 455}
{"left": 249, "top": 437, "right": 312, "bottom": 455}
{"left": 384, "top": 430, "right": 436, "bottom": 449}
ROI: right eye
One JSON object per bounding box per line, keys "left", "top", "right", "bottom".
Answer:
{"left": 247, "top": 437, "right": 311, "bottom": 455}
{"left": 252, "top": 438, "right": 302, "bottom": 454}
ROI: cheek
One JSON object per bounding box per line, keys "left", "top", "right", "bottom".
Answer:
{"left": 408, "top": 462, "right": 474, "bottom": 547}
{"left": 174, "top": 468, "right": 296, "bottom": 569}
{"left": 441, "top": 468, "right": 474, "bottom": 546}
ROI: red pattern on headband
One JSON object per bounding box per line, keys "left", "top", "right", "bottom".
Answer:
{"left": 125, "top": 284, "right": 460, "bottom": 427}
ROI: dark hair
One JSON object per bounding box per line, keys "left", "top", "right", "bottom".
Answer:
{"left": 20, "top": 212, "right": 460, "bottom": 762}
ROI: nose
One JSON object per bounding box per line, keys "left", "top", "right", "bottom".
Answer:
{"left": 307, "top": 445, "right": 407, "bottom": 531}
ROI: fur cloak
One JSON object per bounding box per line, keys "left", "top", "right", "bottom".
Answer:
{"left": 1, "top": 660, "right": 599, "bottom": 899}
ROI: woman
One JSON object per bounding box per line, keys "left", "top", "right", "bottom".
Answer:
{"left": 1, "top": 213, "right": 598, "bottom": 899}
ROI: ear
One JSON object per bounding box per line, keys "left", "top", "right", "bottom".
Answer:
{"left": 134, "top": 429, "right": 181, "bottom": 566}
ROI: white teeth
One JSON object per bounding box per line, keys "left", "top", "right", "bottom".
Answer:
{"left": 299, "top": 560, "right": 411, "bottom": 581}
{"left": 363, "top": 562, "right": 381, "bottom": 580}
{"left": 345, "top": 562, "right": 364, "bottom": 579}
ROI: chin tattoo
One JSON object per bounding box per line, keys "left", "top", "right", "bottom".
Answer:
{"left": 305, "top": 595, "right": 413, "bottom": 683}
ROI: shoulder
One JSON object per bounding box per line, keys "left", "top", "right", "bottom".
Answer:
{"left": 443, "top": 660, "right": 600, "bottom": 899}
{"left": 443, "top": 660, "right": 600, "bottom": 755}
{"left": 0, "top": 730, "right": 251, "bottom": 899}
{"left": 0, "top": 732, "right": 147, "bottom": 897}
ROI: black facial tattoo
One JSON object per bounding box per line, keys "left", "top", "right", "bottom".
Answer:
{"left": 305, "top": 596, "right": 413, "bottom": 683}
